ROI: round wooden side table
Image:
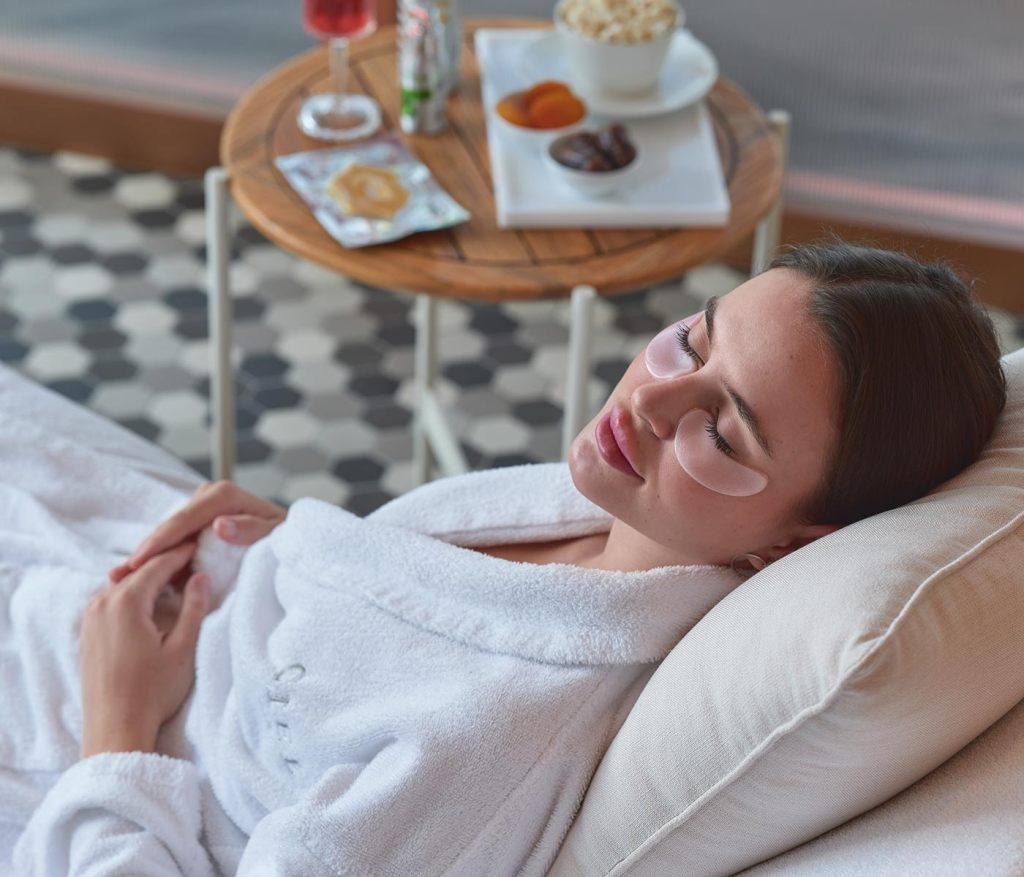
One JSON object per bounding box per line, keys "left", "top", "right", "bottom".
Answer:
{"left": 206, "top": 17, "right": 788, "bottom": 485}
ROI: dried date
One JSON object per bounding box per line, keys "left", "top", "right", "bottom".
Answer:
{"left": 597, "top": 124, "right": 637, "bottom": 168}
{"left": 551, "top": 124, "right": 637, "bottom": 173}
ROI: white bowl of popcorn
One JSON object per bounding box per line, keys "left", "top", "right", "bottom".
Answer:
{"left": 554, "top": 0, "right": 683, "bottom": 98}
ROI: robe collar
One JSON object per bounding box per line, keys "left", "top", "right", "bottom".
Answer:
{"left": 271, "top": 464, "right": 742, "bottom": 666}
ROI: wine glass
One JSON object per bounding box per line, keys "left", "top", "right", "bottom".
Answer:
{"left": 298, "top": 0, "right": 383, "bottom": 141}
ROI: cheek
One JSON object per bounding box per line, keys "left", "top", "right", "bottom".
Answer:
{"left": 674, "top": 410, "right": 768, "bottom": 497}
{"left": 644, "top": 312, "right": 701, "bottom": 379}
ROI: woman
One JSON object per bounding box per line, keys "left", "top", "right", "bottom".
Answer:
{"left": 7, "top": 241, "right": 1006, "bottom": 875}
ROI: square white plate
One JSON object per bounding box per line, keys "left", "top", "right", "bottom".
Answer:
{"left": 475, "top": 28, "right": 731, "bottom": 229}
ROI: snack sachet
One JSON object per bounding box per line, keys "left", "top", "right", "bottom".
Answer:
{"left": 276, "top": 134, "right": 470, "bottom": 248}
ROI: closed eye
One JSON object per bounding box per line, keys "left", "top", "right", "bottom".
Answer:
{"left": 675, "top": 323, "right": 735, "bottom": 457}
{"left": 675, "top": 323, "right": 705, "bottom": 367}
{"left": 703, "top": 414, "right": 736, "bottom": 458}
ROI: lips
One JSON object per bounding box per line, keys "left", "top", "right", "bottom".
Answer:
{"left": 596, "top": 406, "right": 642, "bottom": 479}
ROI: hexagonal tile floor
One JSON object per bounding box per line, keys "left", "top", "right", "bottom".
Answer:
{"left": 2, "top": 147, "right": 1022, "bottom": 514}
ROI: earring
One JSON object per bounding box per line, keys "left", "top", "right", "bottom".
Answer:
{"left": 730, "top": 552, "right": 768, "bottom": 578}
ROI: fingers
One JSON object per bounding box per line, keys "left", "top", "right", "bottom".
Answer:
{"left": 165, "top": 572, "right": 210, "bottom": 655}
{"left": 108, "top": 561, "right": 132, "bottom": 583}
{"left": 125, "top": 481, "right": 239, "bottom": 570}
{"left": 107, "top": 517, "right": 278, "bottom": 586}
{"left": 168, "top": 562, "right": 193, "bottom": 591}
{"left": 122, "top": 542, "right": 199, "bottom": 610}
{"left": 213, "top": 513, "right": 282, "bottom": 545}
{"left": 108, "top": 510, "right": 279, "bottom": 584}
{"left": 125, "top": 482, "right": 284, "bottom": 572}
{"left": 109, "top": 542, "right": 195, "bottom": 585}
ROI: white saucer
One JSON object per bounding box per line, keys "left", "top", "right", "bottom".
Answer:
{"left": 521, "top": 29, "right": 719, "bottom": 119}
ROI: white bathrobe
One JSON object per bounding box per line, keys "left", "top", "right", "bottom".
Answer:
{"left": 0, "top": 364, "right": 743, "bottom": 876}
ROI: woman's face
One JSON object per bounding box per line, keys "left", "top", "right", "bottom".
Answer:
{"left": 569, "top": 268, "right": 840, "bottom": 566}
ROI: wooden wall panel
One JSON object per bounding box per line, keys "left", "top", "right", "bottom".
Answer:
{"left": 721, "top": 213, "right": 1024, "bottom": 312}
{"left": 0, "top": 80, "right": 222, "bottom": 177}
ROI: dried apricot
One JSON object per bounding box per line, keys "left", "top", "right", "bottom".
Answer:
{"left": 527, "top": 92, "right": 586, "bottom": 129}
{"left": 524, "top": 80, "right": 572, "bottom": 107}
{"left": 496, "top": 95, "right": 531, "bottom": 127}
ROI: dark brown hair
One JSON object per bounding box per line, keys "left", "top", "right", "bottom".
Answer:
{"left": 767, "top": 238, "right": 1007, "bottom": 526}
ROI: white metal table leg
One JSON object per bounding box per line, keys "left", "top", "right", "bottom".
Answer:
{"left": 205, "top": 166, "right": 236, "bottom": 483}
{"left": 562, "top": 284, "right": 596, "bottom": 459}
{"left": 412, "top": 294, "right": 437, "bottom": 485}
{"left": 412, "top": 294, "right": 469, "bottom": 485}
{"left": 751, "top": 109, "right": 792, "bottom": 275}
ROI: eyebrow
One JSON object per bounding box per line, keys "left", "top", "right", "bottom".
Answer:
{"left": 703, "top": 296, "right": 774, "bottom": 460}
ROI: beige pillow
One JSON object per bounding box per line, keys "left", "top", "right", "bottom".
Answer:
{"left": 737, "top": 693, "right": 1024, "bottom": 874}
{"left": 548, "top": 348, "right": 1024, "bottom": 876}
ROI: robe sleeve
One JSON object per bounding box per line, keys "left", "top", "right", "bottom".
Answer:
{"left": 11, "top": 752, "right": 337, "bottom": 876}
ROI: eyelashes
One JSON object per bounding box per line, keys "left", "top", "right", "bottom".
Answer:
{"left": 675, "top": 323, "right": 700, "bottom": 363}
{"left": 703, "top": 415, "right": 735, "bottom": 458}
{"left": 675, "top": 322, "right": 735, "bottom": 458}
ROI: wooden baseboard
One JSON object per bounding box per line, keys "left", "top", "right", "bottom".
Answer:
{"left": 1, "top": 74, "right": 1020, "bottom": 311}
{"left": 0, "top": 79, "right": 222, "bottom": 177}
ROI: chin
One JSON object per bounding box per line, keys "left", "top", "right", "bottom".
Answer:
{"left": 567, "top": 427, "right": 595, "bottom": 486}
{"left": 567, "top": 424, "right": 620, "bottom": 517}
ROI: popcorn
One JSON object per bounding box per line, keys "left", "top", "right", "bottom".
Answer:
{"left": 559, "top": 0, "right": 679, "bottom": 44}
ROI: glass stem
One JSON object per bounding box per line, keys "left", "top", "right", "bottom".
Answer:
{"left": 329, "top": 37, "right": 350, "bottom": 108}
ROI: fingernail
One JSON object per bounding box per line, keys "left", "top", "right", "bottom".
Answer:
{"left": 193, "top": 573, "right": 209, "bottom": 594}
{"left": 219, "top": 519, "right": 238, "bottom": 539}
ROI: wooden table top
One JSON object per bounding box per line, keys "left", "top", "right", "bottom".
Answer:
{"left": 221, "top": 17, "right": 782, "bottom": 302}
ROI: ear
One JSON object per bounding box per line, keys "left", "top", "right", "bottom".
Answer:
{"left": 765, "top": 523, "right": 841, "bottom": 562}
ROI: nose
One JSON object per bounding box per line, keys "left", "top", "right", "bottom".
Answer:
{"left": 631, "top": 373, "right": 699, "bottom": 441}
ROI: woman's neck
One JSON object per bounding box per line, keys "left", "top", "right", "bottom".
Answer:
{"left": 487, "top": 521, "right": 699, "bottom": 573}
{"left": 591, "top": 518, "right": 707, "bottom": 572}
{"left": 475, "top": 520, "right": 711, "bottom": 573}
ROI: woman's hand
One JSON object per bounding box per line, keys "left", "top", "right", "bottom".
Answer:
{"left": 80, "top": 542, "right": 210, "bottom": 758}
{"left": 107, "top": 480, "right": 287, "bottom": 584}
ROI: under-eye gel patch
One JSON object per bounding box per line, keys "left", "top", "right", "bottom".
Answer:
{"left": 674, "top": 409, "right": 768, "bottom": 497}
{"left": 644, "top": 312, "right": 702, "bottom": 379}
